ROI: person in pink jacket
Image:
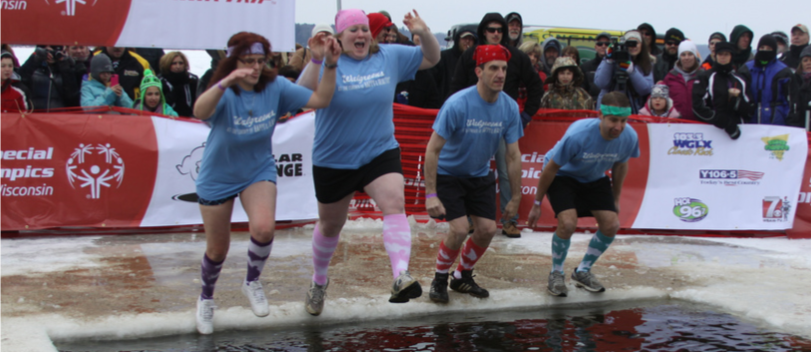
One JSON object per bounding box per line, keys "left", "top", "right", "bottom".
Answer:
{"left": 663, "top": 40, "right": 701, "bottom": 120}
{"left": 639, "top": 84, "right": 682, "bottom": 118}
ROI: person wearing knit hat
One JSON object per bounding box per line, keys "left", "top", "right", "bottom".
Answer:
{"left": 424, "top": 44, "right": 523, "bottom": 304}
{"left": 639, "top": 84, "right": 681, "bottom": 118}
{"left": 743, "top": 34, "right": 793, "bottom": 125}
{"left": 693, "top": 39, "right": 752, "bottom": 138}
{"left": 702, "top": 32, "right": 727, "bottom": 70}
{"left": 661, "top": 40, "right": 700, "bottom": 120}
{"left": 594, "top": 29, "right": 654, "bottom": 114}
{"left": 133, "top": 69, "right": 178, "bottom": 116}
{"left": 781, "top": 24, "right": 810, "bottom": 72}
{"left": 787, "top": 45, "right": 811, "bottom": 129}
{"left": 80, "top": 53, "right": 133, "bottom": 108}
{"left": 654, "top": 28, "right": 686, "bottom": 82}
{"left": 540, "top": 56, "right": 592, "bottom": 110}
{"left": 368, "top": 12, "right": 394, "bottom": 43}
{"left": 296, "top": 9, "right": 440, "bottom": 316}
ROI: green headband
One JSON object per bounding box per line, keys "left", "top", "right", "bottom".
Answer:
{"left": 601, "top": 105, "right": 632, "bottom": 117}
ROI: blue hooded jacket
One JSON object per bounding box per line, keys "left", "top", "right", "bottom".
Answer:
{"left": 744, "top": 59, "right": 792, "bottom": 125}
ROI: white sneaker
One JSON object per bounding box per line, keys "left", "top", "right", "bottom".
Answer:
{"left": 242, "top": 280, "right": 270, "bottom": 317}
{"left": 196, "top": 297, "right": 216, "bottom": 335}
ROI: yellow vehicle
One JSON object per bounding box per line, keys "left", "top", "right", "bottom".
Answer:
{"left": 523, "top": 26, "right": 664, "bottom": 64}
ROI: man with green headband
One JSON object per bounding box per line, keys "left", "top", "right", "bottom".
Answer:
{"left": 526, "top": 91, "right": 640, "bottom": 296}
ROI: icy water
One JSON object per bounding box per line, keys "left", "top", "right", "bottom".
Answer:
{"left": 57, "top": 300, "right": 811, "bottom": 352}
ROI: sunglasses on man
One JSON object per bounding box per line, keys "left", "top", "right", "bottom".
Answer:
{"left": 485, "top": 27, "right": 504, "bottom": 33}
{"left": 595, "top": 42, "right": 610, "bottom": 47}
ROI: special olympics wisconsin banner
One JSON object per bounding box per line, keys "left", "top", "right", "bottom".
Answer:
{"left": 1, "top": 0, "right": 296, "bottom": 51}
{"left": 1, "top": 112, "right": 318, "bottom": 231}
{"left": 631, "top": 124, "right": 808, "bottom": 230}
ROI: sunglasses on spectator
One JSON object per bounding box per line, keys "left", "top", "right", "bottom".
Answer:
{"left": 625, "top": 41, "right": 639, "bottom": 48}
{"left": 665, "top": 41, "right": 679, "bottom": 46}
{"left": 238, "top": 57, "right": 268, "bottom": 66}
{"left": 485, "top": 27, "right": 504, "bottom": 33}
{"left": 709, "top": 41, "right": 722, "bottom": 46}
{"left": 595, "top": 42, "right": 610, "bottom": 46}
{"left": 642, "top": 32, "right": 652, "bottom": 37}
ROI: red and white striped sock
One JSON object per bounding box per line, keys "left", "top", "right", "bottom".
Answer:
{"left": 435, "top": 241, "right": 460, "bottom": 274}
{"left": 454, "top": 238, "right": 487, "bottom": 279}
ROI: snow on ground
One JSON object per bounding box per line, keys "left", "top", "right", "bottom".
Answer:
{"left": 2, "top": 220, "right": 810, "bottom": 351}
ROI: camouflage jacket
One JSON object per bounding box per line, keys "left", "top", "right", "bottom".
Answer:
{"left": 540, "top": 85, "right": 594, "bottom": 110}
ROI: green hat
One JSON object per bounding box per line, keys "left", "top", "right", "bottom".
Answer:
{"left": 138, "top": 69, "right": 167, "bottom": 110}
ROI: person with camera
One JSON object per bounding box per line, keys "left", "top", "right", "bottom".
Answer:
{"left": 92, "top": 47, "right": 151, "bottom": 101}
{"left": 594, "top": 30, "right": 654, "bottom": 114}
{"left": 18, "top": 45, "right": 83, "bottom": 111}
{"left": 693, "top": 42, "right": 752, "bottom": 139}
{"left": 80, "top": 53, "right": 133, "bottom": 109}
{"left": 2, "top": 50, "right": 31, "bottom": 113}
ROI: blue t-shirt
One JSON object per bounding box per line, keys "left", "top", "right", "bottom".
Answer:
{"left": 433, "top": 86, "right": 523, "bottom": 178}
{"left": 544, "top": 118, "right": 640, "bottom": 183}
{"left": 195, "top": 78, "right": 312, "bottom": 200}
{"left": 313, "top": 45, "right": 423, "bottom": 169}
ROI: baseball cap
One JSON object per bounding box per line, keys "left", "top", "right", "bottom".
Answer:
{"left": 311, "top": 24, "right": 335, "bottom": 37}
{"left": 792, "top": 24, "right": 809, "bottom": 35}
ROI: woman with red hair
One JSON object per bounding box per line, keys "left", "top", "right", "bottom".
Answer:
{"left": 191, "top": 31, "right": 340, "bottom": 335}
{"left": 297, "top": 9, "right": 440, "bottom": 317}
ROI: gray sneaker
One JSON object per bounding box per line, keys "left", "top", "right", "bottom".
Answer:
{"left": 571, "top": 270, "right": 605, "bottom": 293}
{"left": 305, "top": 279, "right": 329, "bottom": 316}
{"left": 389, "top": 270, "right": 423, "bottom": 303}
{"left": 547, "top": 271, "right": 568, "bottom": 297}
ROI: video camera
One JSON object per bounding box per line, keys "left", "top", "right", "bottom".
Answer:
{"left": 35, "top": 45, "right": 64, "bottom": 61}
{"left": 610, "top": 37, "right": 631, "bottom": 64}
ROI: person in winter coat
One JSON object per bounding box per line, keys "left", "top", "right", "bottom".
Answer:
{"left": 663, "top": 40, "right": 702, "bottom": 120}
{"left": 198, "top": 50, "right": 225, "bottom": 98}
{"left": 93, "top": 47, "right": 151, "bottom": 101}
{"left": 1, "top": 50, "right": 30, "bottom": 113}
{"left": 505, "top": 12, "right": 523, "bottom": 48}
{"left": 395, "top": 33, "right": 443, "bottom": 109}
{"left": 159, "top": 51, "right": 199, "bottom": 117}
{"left": 788, "top": 45, "right": 811, "bottom": 129}
{"left": 781, "top": 24, "right": 809, "bottom": 72}
{"left": 745, "top": 35, "right": 793, "bottom": 125}
{"left": 541, "top": 57, "right": 593, "bottom": 110}
{"left": 638, "top": 23, "right": 661, "bottom": 56}
{"left": 653, "top": 28, "right": 685, "bottom": 83}
{"left": 639, "top": 84, "right": 681, "bottom": 118}
{"left": 730, "top": 25, "right": 755, "bottom": 69}
{"left": 701, "top": 32, "right": 727, "bottom": 70}
{"left": 18, "top": 45, "right": 83, "bottom": 111}
{"left": 81, "top": 54, "right": 133, "bottom": 109}
{"left": 134, "top": 69, "right": 178, "bottom": 116}
{"left": 581, "top": 32, "right": 612, "bottom": 100}
{"left": 517, "top": 41, "right": 548, "bottom": 112}
{"left": 433, "top": 26, "right": 476, "bottom": 102}
{"left": 594, "top": 30, "right": 654, "bottom": 113}
{"left": 540, "top": 37, "right": 562, "bottom": 76}
{"left": 693, "top": 42, "right": 752, "bottom": 139}
{"left": 449, "top": 12, "right": 543, "bottom": 237}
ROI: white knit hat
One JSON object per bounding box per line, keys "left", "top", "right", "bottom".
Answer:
{"left": 678, "top": 40, "right": 700, "bottom": 61}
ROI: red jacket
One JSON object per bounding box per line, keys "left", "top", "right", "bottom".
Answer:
{"left": 663, "top": 68, "right": 699, "bottom": 121}
{"left": 1, "top": 80, "right": 28, "bottom": 113}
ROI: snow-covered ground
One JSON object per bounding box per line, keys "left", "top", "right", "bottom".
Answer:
{"left": 2, "top": 219, "right": 810, "bottom": 351}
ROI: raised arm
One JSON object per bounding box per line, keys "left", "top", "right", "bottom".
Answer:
{"left": 403, "top": 10, "right": 440, "bottom": 70}
{"left": 303, "top": 37, "right": 341, "bottom": 109}
{"left": 297, "top": 32, "right": 332, "bottom": 91}
{"left": 193, "top": 67, "right": 253, "bottom": 120}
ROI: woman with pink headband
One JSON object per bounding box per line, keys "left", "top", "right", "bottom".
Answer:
{"left": 298, "top": 9, "right": 440, "bottom": 316}
{"left": 191, "top": 31, "right": 340, "bottom": 335}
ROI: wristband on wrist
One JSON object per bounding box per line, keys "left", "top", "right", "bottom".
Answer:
{"left": 533, "top": 199, "right": 541, "bottom": 206}
{"left": 311, "top": 58, "right": 323, "bottom": 65}
{"left": 216, "top": 81, "right": 226, "bottom": 91}
{"left": 324, "top": 62, "right": 338, "bottom": 69}
{"left": 426, "top": 193, "right": 437, "bottom": 199}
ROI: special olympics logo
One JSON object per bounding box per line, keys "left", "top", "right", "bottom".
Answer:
{"left": 46, "top": 0, "right": 97, "bottom": 16}
{"left": 66, "top": 143, "right": 125, "bottom": 199}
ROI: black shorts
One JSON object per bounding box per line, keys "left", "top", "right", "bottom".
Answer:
{"left": 546, "top": 176, "right": 616, "bottom": 218}
{"left": 434, "top": 172, "right": 496, "bottom": 221}
{"left": 313, "top": 148, "right": 403, "bottom": 204}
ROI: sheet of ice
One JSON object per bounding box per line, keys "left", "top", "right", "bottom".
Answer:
{"left": 1, "top": 237, "right": 104, "bottom": 276}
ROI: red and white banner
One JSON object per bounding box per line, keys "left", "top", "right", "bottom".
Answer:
{"left": 1, "top": 112, "right": 318, "bottom": 230}
{"left": 1, "top": 0, "right": 296, "bottom": 51}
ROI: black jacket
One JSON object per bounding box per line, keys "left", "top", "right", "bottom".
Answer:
{"left": 693, "top": 66, "right": 753, "bottom": 135}
{"left": 580, "top": 55, "right": 604, "bottom": 99}
{"left": 161, "top": 71, "right": 200, "bottom": 117}
{"left": 19, "top": 53, "right": 83, "bottom": 110}
{"left": 434, "top": 25, "right": 477, "bottom": 102}
{"left": 654, "top": 52, "right": 678, "bottom": 83}
{"left": 788, "top": 71, "right": 811, "bottom": 128}
{"left": 449, "top": 13, "right": 543, "bottom": 122}
{"left": 95, "top": 48, "right": 150, "bottom": 101}
{"left": 781, "top": 44, "right": 809, "bottom": 72}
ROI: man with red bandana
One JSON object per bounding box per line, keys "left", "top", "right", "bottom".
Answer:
{"left": 424, "top": 44, "right": 524, "bottom": 303}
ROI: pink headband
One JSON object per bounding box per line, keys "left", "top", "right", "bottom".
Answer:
{"left": 226, "top": 42, "right": 266, "bottom": 58}
{"left": 335, "top": 9, "right": 368, "bottom": 34}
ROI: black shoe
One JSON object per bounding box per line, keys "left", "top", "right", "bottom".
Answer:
{"left": 429, "top": 272, "right": 449, "bottom": 303}
{"left": 449, "top": 270, "right": 489, "bottom": 298}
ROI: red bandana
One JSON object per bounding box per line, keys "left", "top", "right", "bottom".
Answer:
{"left": 474, "top": 44, "right": 511, "bottom": 66}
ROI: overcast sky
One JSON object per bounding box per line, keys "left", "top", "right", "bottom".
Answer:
{"left": 296, "top": 0, "right": 807, "bottom": 46}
